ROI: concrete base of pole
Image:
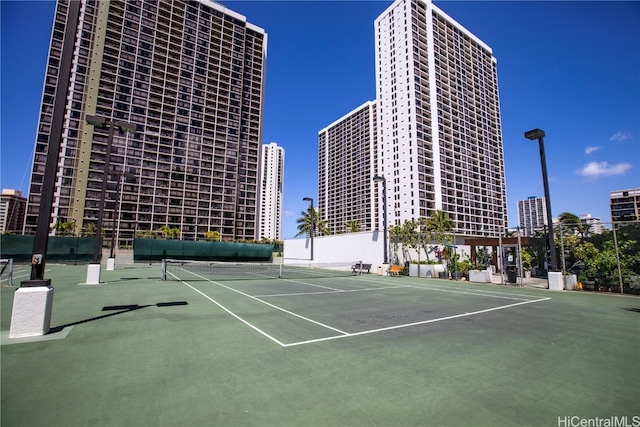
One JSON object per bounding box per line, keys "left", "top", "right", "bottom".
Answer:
{"left": 548, "top": 271, "right": 564, "bottom": 290}
{"left": 9, "top": 285, "right": 54, "bottom": 338}
{"left": 106, "top": 257, "right": 115, "bottom": 270}
{"left": 86, "top": 263, "right": 102, "bottom": 284}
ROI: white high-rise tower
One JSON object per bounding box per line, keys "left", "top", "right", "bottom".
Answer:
{"left": 259, "top": 143, "right": 284, "bottom": 240}
{"left": 374, "top": 0, "right": 507, "bottom": 236}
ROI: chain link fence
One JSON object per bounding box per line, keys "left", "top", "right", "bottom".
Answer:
{"left": 509, "top": 220, "right": 640, "bottom": 294}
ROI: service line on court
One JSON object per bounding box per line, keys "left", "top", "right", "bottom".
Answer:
{"left": 170, "top": 271, "right": 350, "bottom": 347}
{"left": 253, "top": 284, "right": 410, "bottom": 298}
{"left": 176, "top": 278, "right": 287, "bottom": 346}
{"left": 282, "top": 295, "right": 551, "bottom": 347}
{"left": 406, "top": 284, "right": 540, "bottom": 301}
{"left": 345, "top": 276, "right": 548, "bottom": 301}
{"left": 172, "top": 270, "right": 551, "bottom": 348}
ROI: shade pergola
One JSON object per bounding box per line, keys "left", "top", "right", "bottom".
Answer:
{"left": 463, "top": 236, "right": 532, "bottom": 266}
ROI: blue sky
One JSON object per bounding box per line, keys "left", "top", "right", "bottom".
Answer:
{"left": 1, "top": 1, "right": 639, "bottom": 240}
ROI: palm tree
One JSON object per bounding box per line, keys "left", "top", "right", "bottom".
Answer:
{"left": 204, "top": 230, "right": 221, "bottom": 241}
{"left": 136, "top": 230, "right": 159, "bottom": 239}
{"left": 558, "top": 212, "right": 583, "bottom": 236}
{"left": 158, "top": 226, "right": 171, "bottom": 239}
{"left": 81, "top": 222, "right": 97, "bottom": 237}
{"left": 425, "top": 210, "right": 455, "bottom": 244}
{"left": 168, "top": 227, "right": 180, "bottom": 239}
{"left": 295, "top": 206, "right": 330, "bottom": 237}
{"left": 53, "top": 221, "right": 76, "bottom": 236}
{"left": 158, "top": 226, "right": 180, "bottom": 239}
{"left": 345, "top": 220, "right": 360, "bottom": 233}
{"left": 424, "top": 210, "right": 455, "bottom": 269}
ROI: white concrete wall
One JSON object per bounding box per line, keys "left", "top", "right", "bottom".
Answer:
{"left": 284, "top": 231, "right": 385, "bottom": 267}
{"left": 284, "top": 231, "right": 471, "bottom": 269}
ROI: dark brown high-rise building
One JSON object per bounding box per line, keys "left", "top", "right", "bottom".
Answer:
{"left": 25, "top": 0, "right": 267, "bottom": 243}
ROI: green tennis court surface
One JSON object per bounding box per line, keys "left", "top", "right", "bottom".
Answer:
{"left": 2, "top": 263, "right": 638, "bottom": 426}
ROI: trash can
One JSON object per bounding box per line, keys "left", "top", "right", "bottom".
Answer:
{"left": 377, "top": 266, "right": 383, "bottom": 276}
{"left": 506, "top": 266, "right": 517, "bottom": 283}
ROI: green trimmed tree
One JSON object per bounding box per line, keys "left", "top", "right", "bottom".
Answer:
{"left": 53, "top": 221, "right": 76, "bottom": 236}
{"left": 345, "top": 220, "right": 360, "bottom": 233}
{"left": 204, "top": 230, "right": 221, "bottom": 241}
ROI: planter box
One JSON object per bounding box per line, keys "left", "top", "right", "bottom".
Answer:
{"left": 564, "top": 274, "right": 577, "bottom": 291}
{"left": 548, "top": 271, "right": 564, "bottom": 290}
{"left": 409, "top": 263, "right": 444, "bottom": 278}
{"left": 469, "top": 269, "right": 492, "bottom": 283}
{"left": 409, "top": 264, "right": 429, "bottom": 277}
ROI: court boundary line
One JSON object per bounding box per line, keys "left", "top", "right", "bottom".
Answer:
{"left": 343, "top": 276, "right": 547, "bottom": 300}
{"left": 282, "top": 296, "right": 551, "bottom": 347}
{"left": 171, "top": 270, "right": 551, "bottom": 348}
{"left": 170, "top": 270, "right": 349, "bottom": 342}
{"left": 253, "top": 284, "right": 411, "bottom": 298}
{"left": 406, "top": 284, "right": 539, "bottom": 301}
{"left": 178, "top": 279, "right": 288, "bottom": 346}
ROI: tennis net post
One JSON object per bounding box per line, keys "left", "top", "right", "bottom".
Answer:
{"left": 1, "top": 258, "right": 14, "bottom": 286}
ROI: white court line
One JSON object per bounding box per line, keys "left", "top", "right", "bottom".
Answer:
{"left": 278, "top": 278, "right": 343, "bottom": 292}
{"left": 345, "top": 276, "right": 545, "bottom": 301}
{"left": 171, "top": 270, "right": 349, "bottom": 336}
{"left": 283, "top": 296, "right": 551, "bottom": 347}
{"left": 170, "top": 270, "right": 551, "bottom": 348}
{"left": 410, "top": 283, "right": 544, "bottom": 299}
{"left": 176, "top": 277, "right": 287, "bottom": 347}
{"left": 254, "top": 285, "right": 410, "bottom": 298}
{"left": 406, "top": 285, "right": 536, "bottom": 301}
{"left": 3, "top": 267, "right": 50, "bottom": 284}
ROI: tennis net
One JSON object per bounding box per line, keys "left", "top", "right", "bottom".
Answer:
{"left": 161, "top": 259, "right": 365, "bottom": 281}
{"left": 0, "top": 258, "right": 13, "bottom": 286}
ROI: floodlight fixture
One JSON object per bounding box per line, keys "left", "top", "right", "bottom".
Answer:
{"left": 524, "top": 128, "right": 557, "bottom": 271}
{"left": 525, "top": 128, "right": 545, "bottom": 140}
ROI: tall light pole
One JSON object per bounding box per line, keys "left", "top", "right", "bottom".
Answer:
{"left": 372, "top": 175, "right": 388, "bottom": 264}
{"left": 303, "top": 197, "right": 314, "bottom": 261}
{"left": 109, "top": 171, "right": 136, "bottom": 260}
{"left": 85, "top": 115, "right": 136, "bottom": 282}
{"left": 525, "top": 128, "right": 557, "bottom": 271}
{"left": 10, "top": 0, "right": 81, "bottom": 339}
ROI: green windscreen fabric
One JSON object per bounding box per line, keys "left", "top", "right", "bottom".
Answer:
{"left": 0, "top": 236, "right": 97, "bottom": 262}
{"left": 133, "top": 239, "right": 274, "bottom": 262}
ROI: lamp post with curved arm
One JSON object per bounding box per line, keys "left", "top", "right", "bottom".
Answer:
{"left": 524, "top": 128, "right": 557, "bottom": 272}
{"left": 85, "top": 115, "right": 136, "bottom": 282}
{"left": 107, "top": 171, "right": 136, "bottom": 270}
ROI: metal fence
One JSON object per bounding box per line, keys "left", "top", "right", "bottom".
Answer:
{"left": 506, "top": 220, "right": 640, "bottom": 294}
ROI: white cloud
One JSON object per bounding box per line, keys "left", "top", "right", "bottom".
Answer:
{"left": 284, "top": 210, "right": 296, "bottom": 217}
{"left": 585, "top": 146, "right": 600, "bottom": 155}
{"left": 609, "top": 131, "right": 632, "bottom": 142}
{"left": 576, "top": 161, "right": 632, "bottom": 178}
